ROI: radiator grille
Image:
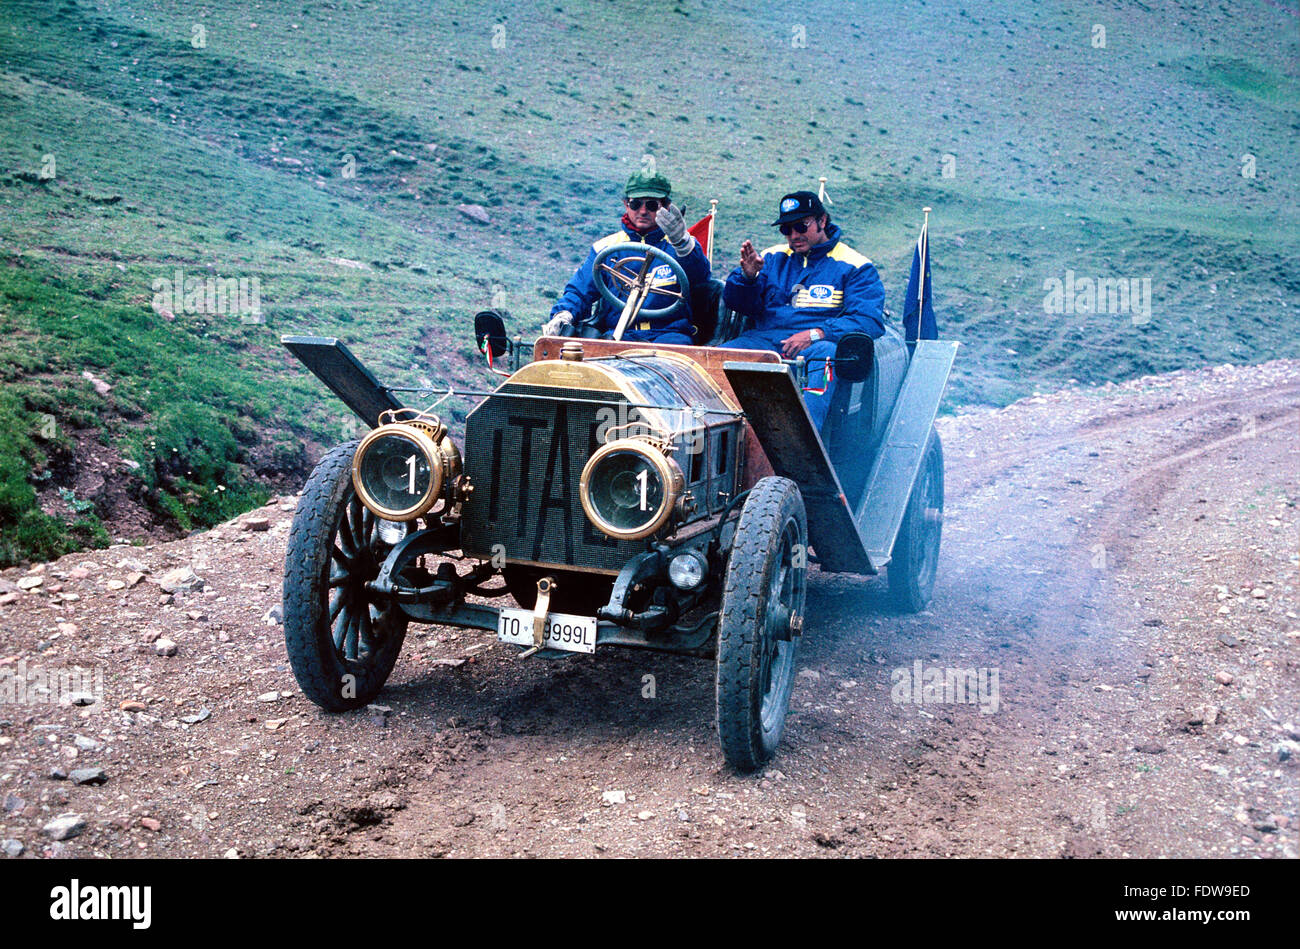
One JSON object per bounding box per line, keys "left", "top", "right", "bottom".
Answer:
{"left": 461, "top": 385, "right": 644, "bottom": 573}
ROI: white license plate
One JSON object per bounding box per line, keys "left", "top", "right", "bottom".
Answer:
{"left": 497, "top": 607, "right": 598, "bottom": 654}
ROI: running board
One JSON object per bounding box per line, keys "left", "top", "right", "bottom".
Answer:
{"left": 723, "top": 361, "right": 877, "bottom": 575}
{"left": 855, "top": 340, "right": 958, "bottom": 566}
{"left": 281, "top": 335, "right": 404, "bottom": 428}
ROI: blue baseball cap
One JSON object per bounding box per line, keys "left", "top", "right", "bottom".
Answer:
{"left": 772, "top": 190, "right": 826, "bottom": 225}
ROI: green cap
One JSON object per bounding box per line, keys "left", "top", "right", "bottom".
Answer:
{"left": 625, "top": 169, "right": 671, "bottom": 199}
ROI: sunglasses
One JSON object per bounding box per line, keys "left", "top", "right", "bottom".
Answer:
{"left": 779, "top": 219, "right": 816, "bottom": 236}
{"left": 627, "top": 197, "right": 666, "bottom": 211}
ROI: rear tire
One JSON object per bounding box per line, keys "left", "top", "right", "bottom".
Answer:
{"left": 283, "top": 441, "right": 408, "bottom": 711}
{"left": 887, "top": 430, "right": 944, "bottom": 613}
{"left": 716, "top": 477, "right": 807, "bottom": 772}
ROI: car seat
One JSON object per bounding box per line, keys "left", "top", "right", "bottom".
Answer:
{"left": 820, "top": 323, "right": 909, "bottom": 508}
{"left": 690, "top": 278, "right": 727, "bottom": 345}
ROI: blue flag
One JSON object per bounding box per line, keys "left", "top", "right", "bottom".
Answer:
{"left": 902, "top": 224, "right": 937, "bottom": 341}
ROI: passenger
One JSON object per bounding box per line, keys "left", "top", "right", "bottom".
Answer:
{"left": 720, "top": 191, "right": 885, "bottom": 429}
{"left": 543, "top": 169, "right": 711, "bottom": 344}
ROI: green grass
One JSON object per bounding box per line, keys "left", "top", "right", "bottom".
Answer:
{"left": 1190, "top": 55, "right": 1300, "bottom": 110}
{"left": 0, "top": 259, "right": 277, "bottom": 555}
{"left": 0, "top": 385, "right": 108, "bottom": 565}
{"left": 0, "top": 0, "right": 1297, "bottom": 563}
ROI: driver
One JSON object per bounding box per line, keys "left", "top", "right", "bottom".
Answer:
{"left": 720, "top": 190, "right": 886, "bottom": 430}
{"left": 543, "top": 169, "right": 710, "bottom": 344}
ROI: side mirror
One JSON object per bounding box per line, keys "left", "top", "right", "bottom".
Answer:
{"left": 833, "top": 332, "right": 874, "bottom": 383}
{"left": 473, "top": 309, "right": 510, "bottom": 362}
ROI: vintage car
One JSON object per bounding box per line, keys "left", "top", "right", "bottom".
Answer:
{"left": 280, "top": 240, "right": 957, "bottom": 770}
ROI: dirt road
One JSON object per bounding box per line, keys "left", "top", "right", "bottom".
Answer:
{"left": 2, "top": 359, "right": 1296, "bottom": 858}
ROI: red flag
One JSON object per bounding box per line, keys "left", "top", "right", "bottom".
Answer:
{"left": 687, "top": 212, "right": 714, "bottom": 267}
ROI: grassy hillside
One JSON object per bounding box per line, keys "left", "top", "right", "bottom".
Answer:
{"left": 0, "top": 0, "right": 1296, "bottom": 563}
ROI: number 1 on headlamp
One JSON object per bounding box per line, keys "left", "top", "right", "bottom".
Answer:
{"left": 580, "top": 439, "right": 683, "bottom": 541}
{"left": 351, "top": 424, "right": 445, "bottom": 521}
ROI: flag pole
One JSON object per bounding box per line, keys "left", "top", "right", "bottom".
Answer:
{"left": 918, "top": 206, "right": 931, "bottom": 317}
{"left": 817, "top": 176, "right": 833, "bottom": 205}
{"left": 707, "top": 198, "right": 717, "bottom": 270}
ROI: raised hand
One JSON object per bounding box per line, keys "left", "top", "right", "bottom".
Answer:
{"left": 655, "top": 202, "right": 695, "bottom": 256}
{"left": 655, "top": 202, "right": 686, "bottom": 244}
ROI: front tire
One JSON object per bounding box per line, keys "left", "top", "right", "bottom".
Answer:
{"left": 715, "top": 477, "right": 807, "bottom": 772}
{"left": 887, "top": 430, "right": 944, "bottom": 613}
{"left": 283, "top": 440, "right": 408, "bottom": 711}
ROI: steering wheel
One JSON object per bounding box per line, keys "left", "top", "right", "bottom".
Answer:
{"left": 591, "top": 242, "right": 689, "bottom": 326}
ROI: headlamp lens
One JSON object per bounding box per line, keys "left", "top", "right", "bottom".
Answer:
{"left": 589, "top": 449, "right": 665, "bottom": 532}
{"left": 358, "top": 434, "right": 433, "bottom": 515}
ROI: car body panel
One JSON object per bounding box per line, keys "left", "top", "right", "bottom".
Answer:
{"left": 723, "top": 360, "right": 877, "bottom": 575}
{"left": 533, "top": 336, "right": 781, "bottom": 485}
{"left": 856, "top": 339, "right": 959, "bottom": 565}
{"left": 281, "top": 335, "right": 403, "bottom": 428}
{"left": 822, "top": 327, "right": 909, "bottom": 505}
{"left": 459, "top": 349, "right": 746, "bottom": 574}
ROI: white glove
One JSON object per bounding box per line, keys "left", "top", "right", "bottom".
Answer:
{"left": 542, "top": 310, "right": 573, "bottom": 336}
{"left": 655, "top": 202, "right": 695, "bottom": 255}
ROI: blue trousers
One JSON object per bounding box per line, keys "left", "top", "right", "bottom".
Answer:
{"left": 719, "top": 332, "right": 837, "bottom": 430}
{"left": 605, "top": 330, "right": 694, "bottom": 346}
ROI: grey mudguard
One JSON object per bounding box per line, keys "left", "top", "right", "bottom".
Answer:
{"left": 856, "top": 339, "right": 959, "bottom": 565}
{"left": 723, "top": 361, "right": 876, "bottom": 575}
{"left": 281, "top": 335, "right": 404, "bottom": 429}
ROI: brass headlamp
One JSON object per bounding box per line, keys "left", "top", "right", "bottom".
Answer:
{"left": 351, "top": 409, "right": 460, "bottom": 521}
{"left": 579, "top": 434, "right": 684, "bottom": 541}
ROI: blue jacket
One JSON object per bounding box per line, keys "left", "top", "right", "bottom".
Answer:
{"left": 552, "top": 220, "right": 711, "bottom": 341}
{"left": 722, "top": 223, "right": 885, "bottom": 341}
